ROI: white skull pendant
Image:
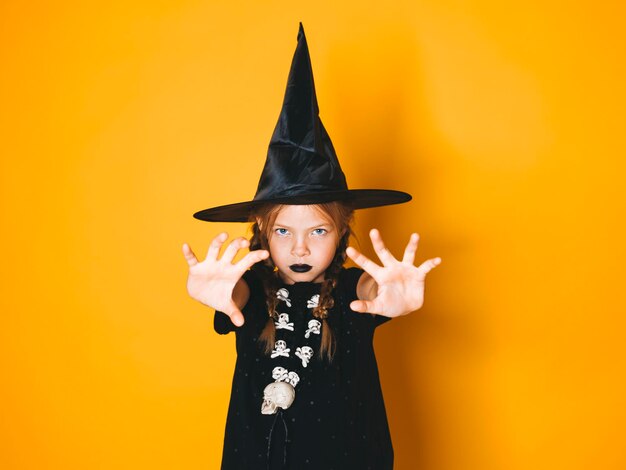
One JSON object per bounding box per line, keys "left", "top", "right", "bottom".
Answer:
{"left": 272, "top": 366, "right": 289, "bottom": 382}
{"left": 276, "top": 288, "right": 292, "bottom": 307}
{"left": 271, "top": 340, "right": 290, "bottom": 358}
{"left": 261, "top": 381, "right": 296, "bottom": 415}
{"left": 304, "top": 319, "right": 321, "bottom": 338}
{"left": 295, "top": 346, "right": 314, "bottom": 367}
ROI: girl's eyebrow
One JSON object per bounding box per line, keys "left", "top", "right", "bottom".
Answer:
{"left": 273, "top": 221, "right": 333, "bottom": 231}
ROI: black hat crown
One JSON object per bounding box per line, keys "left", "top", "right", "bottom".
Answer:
{"left": 194, "top": 23, "right": 411, "bottom": 222}
{"left": 254, "top": 23, "right": 348, "bottom": 201}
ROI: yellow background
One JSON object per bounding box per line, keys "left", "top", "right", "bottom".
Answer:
{"left": 2, "top": 1, "right": 625, "bottom": 468}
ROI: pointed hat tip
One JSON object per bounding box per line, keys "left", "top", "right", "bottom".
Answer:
{"left": 298, "top": 22, "right": 305, "bottom": 41}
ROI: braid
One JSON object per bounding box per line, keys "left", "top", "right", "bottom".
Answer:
{"left": 250, "top": 221, "right": 281, "bottom": 355}
{"left": 314, "top": 227, "right": 351, "bottom": 362}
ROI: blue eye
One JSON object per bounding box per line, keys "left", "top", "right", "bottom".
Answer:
{"left": 312, "top": 228, "right": 327, "bottom": 236}
{"left": 275, "top": 228, "right": 289, "bottom": 236}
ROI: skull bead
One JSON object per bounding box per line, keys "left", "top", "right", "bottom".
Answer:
{"left": 261, "top": 381, "right": 296, "bottom": 415}
{"left": 295, "top": 346, "right": 314, "bottom": 367}
{"left": 272, "top": 366, "right": 289, "bottom": 382}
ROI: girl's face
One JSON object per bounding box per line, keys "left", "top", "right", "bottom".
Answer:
{"left": 267, "top": 205, "right": 339, "bottom": 285}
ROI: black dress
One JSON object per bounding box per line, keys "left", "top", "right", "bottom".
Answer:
{"left": 214, "top": 267, "right": 393, "bottom": 469}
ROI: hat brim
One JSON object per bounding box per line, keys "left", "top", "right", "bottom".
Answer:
{"left": 193, "top": 189, "right": 412, "bottom": 222}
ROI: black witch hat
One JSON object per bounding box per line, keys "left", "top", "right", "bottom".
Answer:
{"left": 194, "top": 23, "right": 411, "bottom": 222}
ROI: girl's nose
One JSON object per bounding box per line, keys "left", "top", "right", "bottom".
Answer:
{"left": 291, "top": 237, "right": 310, "bottom": 257}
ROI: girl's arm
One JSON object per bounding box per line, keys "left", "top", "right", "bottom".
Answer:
{"left": 349, "top": 229, "right": 441, "bottom": 318}
{"left": 182, "top": 233, "right": 269, "bottom": 326}
{"left": 231, "top": 277, "right": 251, "bottom": 312}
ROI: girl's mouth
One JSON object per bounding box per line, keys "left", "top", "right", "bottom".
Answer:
{"left": 289, "top": 264, "right": 312, "bottom": 273}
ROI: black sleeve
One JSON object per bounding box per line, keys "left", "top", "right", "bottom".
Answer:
{"left": 339, "top": 267, "right": 392, "bottom": 328}
{"left": 213, "top": 270, "right": 263, "bottom": 335}
{"left": 213, "top": 311, "right": 235, "bottom": 335}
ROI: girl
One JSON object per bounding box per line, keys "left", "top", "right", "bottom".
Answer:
{"left": 183, "top": 24, "right": 441, "bottom": 469}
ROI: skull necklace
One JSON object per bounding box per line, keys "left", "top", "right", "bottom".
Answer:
{"left": 260, "top": 285, "right": 322, "bottom": 415}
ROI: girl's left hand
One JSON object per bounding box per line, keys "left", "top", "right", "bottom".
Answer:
{"left": 346, "top": 229, "right": 442, "bottom": 317}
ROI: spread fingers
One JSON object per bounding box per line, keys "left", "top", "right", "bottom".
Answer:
{"left": 346, "top": 246, "right": 381, "bottom": 277}
{"left": 206, "top": 232, "right": 229, "bottom": 261}
{"left": 401, "top": 233, "right": 419, "bottom": 265}
{"left": 221, "top": 237, "right": 249, "bottom": 264}
{"left": 370, "top": 229, "right": 397, "bottom": 267}
{"left": 182, "top": 243, "right": 198, "bottom": 267}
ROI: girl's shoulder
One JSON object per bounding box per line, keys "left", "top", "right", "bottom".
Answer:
{"left": 337, "top": 266, "right": 391, "bottom": 328}
{"left": 337, "top": 266, "right": 365, "bottom": 300}
{"left": 213, "top": 269, "right": 266, "bottom": 335}
{"left": 242, "top": 268, "right": 264, "bottom": 296}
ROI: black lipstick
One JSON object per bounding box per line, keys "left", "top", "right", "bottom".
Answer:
{"left": 289, "top": 264, "right": 312, "bottom": 273}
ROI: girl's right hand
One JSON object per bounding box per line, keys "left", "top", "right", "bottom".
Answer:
{"left": 182, "top": 233, "right": 269, "bottom": 327}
